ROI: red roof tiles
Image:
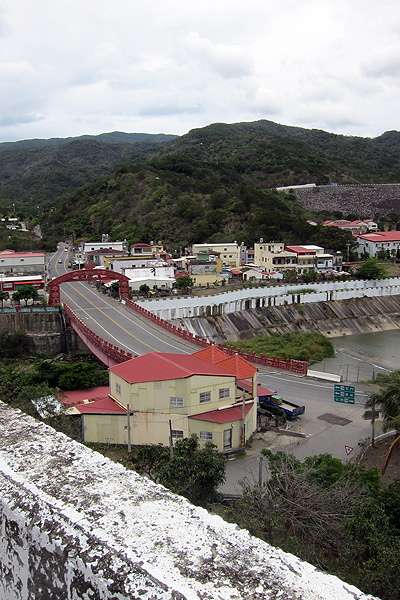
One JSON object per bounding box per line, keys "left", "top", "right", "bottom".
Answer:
{"left": 109, "top": 352, "right": 236, "bottom": 384}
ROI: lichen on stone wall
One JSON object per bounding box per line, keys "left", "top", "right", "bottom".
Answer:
{"left": 0, "top": 403, "right": 378, "bottom": 600}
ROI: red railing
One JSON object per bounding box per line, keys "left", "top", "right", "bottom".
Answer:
{"left": 125, "top": 298, "right": 308, "bottom": 375}
{"left": 63, "top": 303, "right": 134, "bottom": 363}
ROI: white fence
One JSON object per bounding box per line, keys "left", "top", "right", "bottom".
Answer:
{"left": 135, "top": 277, "right": 400, "bottom": 320}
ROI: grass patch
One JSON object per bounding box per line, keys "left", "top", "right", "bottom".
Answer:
{"left": 224, "top": 332, "right": 334, "bottom": 363}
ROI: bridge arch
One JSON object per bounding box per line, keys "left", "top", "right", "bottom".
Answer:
{"left": 48, "top": 267, "right": 131, "bottom": 306}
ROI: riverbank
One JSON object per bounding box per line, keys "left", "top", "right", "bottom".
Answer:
{"left": 174, "top": 294, "right": 400, "bottom": 344}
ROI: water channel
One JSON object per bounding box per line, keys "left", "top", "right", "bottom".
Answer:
{"left": 312, "top": 329, "right": 400, "bottom": 382}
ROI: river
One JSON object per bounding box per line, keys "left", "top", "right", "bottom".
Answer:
{"left": 312, "top": 329, "right": 400, "bottom": 382}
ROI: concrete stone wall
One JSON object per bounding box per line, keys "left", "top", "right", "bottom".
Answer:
{"left": 0, "top": 311, "right": 90, "bottom": 355}
{"left": 173, "top": 295, "right": 400, "bottom": 343}
{"left": 0, "top": 403, "right": 376, "bottom": 600}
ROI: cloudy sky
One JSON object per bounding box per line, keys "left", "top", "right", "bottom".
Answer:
{"left": 0, "top": 0, "right": 399, "bottom": 143}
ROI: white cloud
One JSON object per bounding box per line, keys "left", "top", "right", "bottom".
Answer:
{"left": 0, "top": 0, "right": 399, "bottom": 141}
{"left": 361, "top": 45, "right": 400, "bottom": 78}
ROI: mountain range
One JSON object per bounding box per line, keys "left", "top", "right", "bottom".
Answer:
{"left": 1, "top": 121, "right": 400, "bottom": 252}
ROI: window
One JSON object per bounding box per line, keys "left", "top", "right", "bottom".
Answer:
{"left": 199, "top": 391, "right": 211, "bottom": 404}
{"left": 170, "top": 397, "right": 184, "bottom": 407}
{"left": 246, "top": 419, "right": 251, "bottom": 432}
{"left": 171, "top": 430, "right": 184, "bottom": 439}
{"left": 219, "top": 388, "right": 230, "bottom": 400}
{"left": 115, "top": 383, "right": 121, "bottom": 395}
{"left": 200, "top": 431, "right": 213, "bottom": 441}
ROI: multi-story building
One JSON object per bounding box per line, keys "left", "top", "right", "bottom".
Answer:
{"left": 254, "top": 241, "right": 297, "bottom": 272}
{"left": 192, "top": 242, "right": 246, "bottom": 267}
{"left": 355, "top": 231, "right": 400, "bottom": 258}
{"left": 67, "top": 347, "right": 258, "bottom": 453}
{"left": 187, "top": 259, "right": 222, "bottom": 287}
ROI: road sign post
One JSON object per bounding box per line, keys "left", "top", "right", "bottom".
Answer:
{"left": 334, "top": 384, "right": 355, "bottom": 404}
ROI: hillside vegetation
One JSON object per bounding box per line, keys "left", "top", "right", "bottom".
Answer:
{"left": 2, "top": 120, "right": 400, "bottom": 251}
{"left": 0, "top": 133, "right": 176, "bottom": 215}
{"left": 40, "top": 152, "right": 355, "bottom": 252}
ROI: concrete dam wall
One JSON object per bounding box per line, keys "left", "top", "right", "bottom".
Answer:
{"left": 173, "top": 295, "right": 400, "bottom": 343}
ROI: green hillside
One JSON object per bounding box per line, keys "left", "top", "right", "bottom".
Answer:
{"left": 40, "top": 151, "right": 353, "bottom": 253}
{"left": 0, "top": 134, "right": 176, "bottom": 216}
{"left": 2, "top": 119, "right": 400, "bottom": 252}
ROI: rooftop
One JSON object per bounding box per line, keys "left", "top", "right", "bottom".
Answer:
{"left": 188, "top": 401, "right": 254, "bottom": 423}
{"left": 358, "top": 231, "right": 400, "bottom": 242}
{"left": 109, "top": 352, "right": 236, "bottom": 384}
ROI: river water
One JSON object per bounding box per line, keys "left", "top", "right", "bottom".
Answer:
{"left": 312, "top": 329, "right": 400, "bottom": 382}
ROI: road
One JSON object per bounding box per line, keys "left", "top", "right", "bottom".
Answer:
{"left": 47, "top": 246, "right": 376, "bottom": 492}
{"left": 48, "top": 244, "right": 200, "bottom": 356}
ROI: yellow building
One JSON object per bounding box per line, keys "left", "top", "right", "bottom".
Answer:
{"left": 68, "top": 347, "right": 258, "bottom": 453}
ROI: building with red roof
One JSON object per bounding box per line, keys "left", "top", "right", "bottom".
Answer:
{"left": 72, "top": 349, "right": 258, "bottom": 452}
{"left": 0, "top": 250, "right": 45, "bottom": 276}
{"left": 355, "top": 231, "right": 400, "bottom": 258}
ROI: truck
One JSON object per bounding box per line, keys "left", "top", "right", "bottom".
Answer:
{"left": 258, "top": 390, "right": 305, "bottom": 421}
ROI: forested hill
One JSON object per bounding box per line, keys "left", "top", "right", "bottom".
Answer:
{"left": 163, "top": 121, "right": 400, "bottom": 188}
{"left": 40, "top": 150, "right": 354, "bottom": 253}
{"left": 3, "top": 119, "right": 400, "bottom": 251}
{"left": 0, "top": 133, "right": 176, "bottom": 214}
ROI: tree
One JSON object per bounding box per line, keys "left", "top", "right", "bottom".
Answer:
{"left": 0, "top": 290, "right": 9, "bottom": 308}
{"left": 357, "top": 257, "right": 388, "bottom": 280}
{"left": 0, "top": 330, "right": 29, "bottom": 358}
{"left": 12, "top": 284, "right": 39, "bottom": 305}
{"left": 367, "top": 371, "right": 400, "bottom": 435}
{"left": 174, "top": 275, "right": 194, "bottom": 293}
{"left": 233, "top": 451, "right": 368, "bottom": 570}
{"left": 366, "top": 371, "right": 400, "bottom": 474}
{"left": 132, "top": 434, "right": 226, "bottom": 506}
{"left": 138, "top": 284, "right": 150, "bottom": 296}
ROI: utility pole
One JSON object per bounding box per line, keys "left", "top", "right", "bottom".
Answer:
{"left": 241, "top": 390, "right": 246, "bottom": 449}
{"left": 169, "top": 420, "right": 173, "bottom": 458}
{"left": 371, "top": 398, "right": 376, "bottom": 447}
{"left": 127, "top": 404, "right": 131, "bottom": 453}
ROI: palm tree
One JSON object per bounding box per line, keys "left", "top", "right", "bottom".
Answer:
{"left": 366, "top": 371, "right": 400, "bottom": 474}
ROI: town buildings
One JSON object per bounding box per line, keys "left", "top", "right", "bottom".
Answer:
{"left": 253, "top": 240, "right": 341, "bottom": 276}
{"left": 192, "top": 242, "right": 247, "bottom": 267}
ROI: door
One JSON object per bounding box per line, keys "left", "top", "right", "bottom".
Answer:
{"left": 223, "top": 428, "right": 232, "bottom": 450}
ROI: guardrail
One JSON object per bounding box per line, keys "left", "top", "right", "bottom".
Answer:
{"left": 125, "top": 298, "right": 308, "bottom": 374}
{"left": 125, "top": 298, "right": 210, "bottom": 348}
{"left": 63, "top": 303, "right": 134, "bottom": 363}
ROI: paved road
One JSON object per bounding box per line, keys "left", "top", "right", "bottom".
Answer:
{"left": 48, "top": 244, "right": 199, "bottom": 356}
{"left": 221, "top": 368, "right": 377, "bottom": 494}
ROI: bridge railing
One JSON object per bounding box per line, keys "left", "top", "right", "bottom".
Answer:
{"left": 63, "top": 303, "right": 134, "bottom": 363}
{"left": 125, "top": 298, "right": 308, "bottom": 374}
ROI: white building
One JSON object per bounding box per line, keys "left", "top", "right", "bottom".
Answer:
{"left": 0, "top": 250, "right": 45, "bottom": 276}
{"left": 356, "top": 231, "right": 400, "bottom": 258}
{"left": 82, "top": 240, "right": 127, "bottom": 255}
{"left": 125, "top": 259, "right": 176, "bottom": 291}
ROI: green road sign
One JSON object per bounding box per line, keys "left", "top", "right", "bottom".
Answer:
{"left": 334, "top": 384, "right": 355, "bottom": 404}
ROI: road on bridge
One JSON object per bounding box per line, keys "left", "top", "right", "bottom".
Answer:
{"left": 48, "top": 244, "right": 200, "bottom": 356}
